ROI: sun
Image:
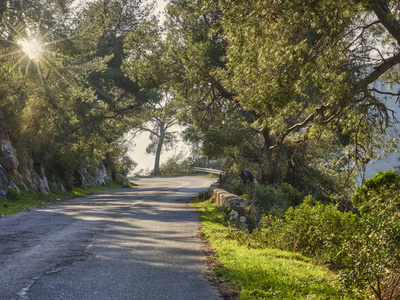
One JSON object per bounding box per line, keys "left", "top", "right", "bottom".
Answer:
{"left": 17, "top": 37, "right": 44, "bottom": 60}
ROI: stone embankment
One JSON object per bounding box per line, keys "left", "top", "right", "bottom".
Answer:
{"left": 0, "top": 132, "right": 119, "bottom": 200}
{"left": 210, "top": 187, "right": 247, "bottom": 226}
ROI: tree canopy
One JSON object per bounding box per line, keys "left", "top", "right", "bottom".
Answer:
{"left": 0, "top": 0, "right": 156, "bottom": 188}
{"left": 123, "top": 0, "right": 400, "bottom": 196}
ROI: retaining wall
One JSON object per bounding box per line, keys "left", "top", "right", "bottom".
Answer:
{"left": 210, "top": 188, "right": 247, "bottom": 225}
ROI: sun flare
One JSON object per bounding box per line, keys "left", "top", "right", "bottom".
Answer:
{"left": 17, "top": 37, "right": 43, "bottom": 60}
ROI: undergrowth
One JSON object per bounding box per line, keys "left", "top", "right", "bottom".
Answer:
{"left": 191, "top": 195, "right": 355, "bottom": 299}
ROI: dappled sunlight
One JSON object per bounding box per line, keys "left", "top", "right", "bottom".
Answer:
{"left": 0, "top": 176, "right": 218, "bottom": 299}
{"left": 17, "top": 37, "right": 43, "bottom": 60}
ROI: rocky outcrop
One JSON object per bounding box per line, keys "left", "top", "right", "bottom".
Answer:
{"left": 0, "top": 132, "right": 125, "bottom": 198}
{"left": 88, "top": 163, "right": 110, "bottom": 186}
{"left": 18, "top": 156, "right": 49, "bottom": 193}
{"left": 73, "top": 164, "right": 111, "bottom": 189}
{"left": 0, "top": 136, "right": 19, "bottom": 174}
{"left": 0, "top": 164, "right": 8, "bottom": 199}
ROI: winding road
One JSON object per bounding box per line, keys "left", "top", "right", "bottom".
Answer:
{"left": 0, "top": 176, "right": 220, "bottom": 300}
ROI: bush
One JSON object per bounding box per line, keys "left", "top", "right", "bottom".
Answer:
{"left": 6, "top": 188, "right": 21, "bottom": 202}
{"left": 159, "top": 153, "right": 192, "bottom": 175}
{"left": 226, "top": 182, "right": 303, "bottom": 219}
{"left": 352, "top": 170, "right": 400, "bottom": 214}
{"left": 340, "top": 171, "right": 400, "bottom": 298}
{"left": 254, "top": 196, "right": 357, "bottom": 263}
{"left": 251, "top": 171, "right": 400, "bottom": 299}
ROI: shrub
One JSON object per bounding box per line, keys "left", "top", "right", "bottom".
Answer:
{"left": 351, "top": 170, "right": 400, "bottom": 214}
{"left": 255, "top": 196, "right": 357, "bottom": 263}
{"left": 340, "top": 171, "right": 400, "bottom": 299}
{"left": 226, "top": 182, "right": 303, "bottom": 219}
{"left": 6, "top": 188, "right": 21, "bottom": 202}
{"left": 232, "top": 171, "right": 400, "bottom": 298}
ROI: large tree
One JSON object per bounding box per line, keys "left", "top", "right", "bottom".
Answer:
{"left": 124, "top": 0, "right": 400, "bottom": 191}
{"left": 132, "top": 91, "right": 178, "bottom": 175}
{"left": 0, "top": 0, "right": 155, "bottom": 188}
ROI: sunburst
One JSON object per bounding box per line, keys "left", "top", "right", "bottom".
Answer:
{"left": 17, "top": 37, "right": 44, "bottom": 60}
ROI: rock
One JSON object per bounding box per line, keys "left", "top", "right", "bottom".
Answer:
{"left": 88, "top": 163, "right": 110, "bottom": 186}
{"left": 38, "top": 165, "right": 50, "bottom": 193}
{"left": 229, "top": 210, "right": 239, "bottom": 220}
{"left": 18, "top": 155, "right": 35, "bottom": 186}
{"left": 8, "top": 180, "right": 20, "bottom": 194}
{"left": 32, "top": 170, "right": 50, "bottom": 194}
{"left": 57, "top": 182, "right": 66, "bottom": 192}
{"left": 81, "top": 168, "right": 95, "bottom": 188}
{"left": 0, "top": 164, "right": 8, "bottom": 199}
{"left": 0, "top": 136, "right": 19, "bottom": 173}
{"left": 73, "top": 170, "right": 88, "bottom": 188}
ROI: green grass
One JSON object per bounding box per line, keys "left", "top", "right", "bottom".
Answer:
{"left": 0, "top": 182, "right": 122, "bottom": 216}
{"left": 191, "top": 196, "right": 353, "bottom": 299}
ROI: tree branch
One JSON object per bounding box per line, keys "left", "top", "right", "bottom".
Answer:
{"left": 270, "top": 104, "right": 333, "bottom": 150}
{"left": 371, "top": 1, "right": 400, "bottom": 45}
{"left": 370, "top": 87, "right": 400, "bottom": 97}
{"left": 353, "top": 52, "right": 400, "bottom": 92}
{"left": 67, "top": 104, "right": 138, "bottom": 136}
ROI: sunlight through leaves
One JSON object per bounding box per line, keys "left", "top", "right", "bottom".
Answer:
{"left": 17, "top": 37, "right": 43, "bottom": 60}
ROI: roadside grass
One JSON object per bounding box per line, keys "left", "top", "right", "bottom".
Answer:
{"left": 192, "top": 196, "right": 353, "bottom": 300}
{"left": 0, "top": 182, "right": 122, "bottom": 216}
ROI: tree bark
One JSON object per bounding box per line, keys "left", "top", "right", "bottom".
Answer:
{"left": 153, "top": 123, "right": 165, "bottom": 175}
{"left": 260, "top": 128, "right": 280, "bottom": 185}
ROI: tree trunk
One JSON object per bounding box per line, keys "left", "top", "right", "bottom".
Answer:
{"left": 153, "top": 123, "right": 165, "bottom": 175}
{"left": 260, "top": 128, "right": 280, "bottom": 185}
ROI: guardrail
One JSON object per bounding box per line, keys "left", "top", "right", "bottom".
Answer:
{"left": 193, "top": 167, "right": 225, "bottom": 175}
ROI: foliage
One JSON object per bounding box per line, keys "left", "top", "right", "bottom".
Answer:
{"left": 352, "top": 170, "right": 400, "bottom": 212}
{"left": 123, "top": 0, "right": 386, "bottom": 200}
{"left": 158, "top": 152, "right": 191, "bottom": 175}
{"left": 245, "top": 171, "right": 400, "bottom": 299}
{"left": 192, "top": 197, "right": 352, "bottom": 299}
{"left": 0, "top": 0, "right": 155, "bottom": 188}
{"left": 254, "top": 197, "right": 357, "bottom": 261}
{"left": 226, "top": 182, "right": 303, "bottom": 223}
{"left": 342, "top": 171, "right": 400, "bottom": 299}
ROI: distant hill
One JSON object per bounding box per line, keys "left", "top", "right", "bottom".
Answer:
{"left": 363, "top": 82, "right": 400, "bottom": 179}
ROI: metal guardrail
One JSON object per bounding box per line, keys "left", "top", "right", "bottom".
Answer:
{"left": 193, "top": 167, "right": 225, "bottom": 175}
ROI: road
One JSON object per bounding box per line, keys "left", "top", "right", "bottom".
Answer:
{"left": 0, "top": 176, "right": 220, "bottom": 300}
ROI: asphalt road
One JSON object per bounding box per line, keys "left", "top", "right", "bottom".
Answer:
{"left": 0, "top": 176, "right": 221, "bottom": 300}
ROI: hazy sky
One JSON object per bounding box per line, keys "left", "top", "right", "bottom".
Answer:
{"left": 127, "top": 126, "right": 191, "bottom": 176}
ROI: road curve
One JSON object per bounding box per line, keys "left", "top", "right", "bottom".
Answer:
{"left": 0, "top": 176, "right": 220, "bottom": 300}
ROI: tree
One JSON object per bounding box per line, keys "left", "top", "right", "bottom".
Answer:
{"left": 0, "top": 0, "right": 156, "bottom": 188}
{"left": 134, "top": 91, "right": 178, "bottom": 175}
{"left": 124, "top": 0, "right": 400, "bottom": 193}
{"left": 216, "top": 0, "right": 400, "bottom": 173}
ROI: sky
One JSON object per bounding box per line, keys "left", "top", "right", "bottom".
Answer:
{"left": 127, "top": 126, "right": 191, "bottom": 176}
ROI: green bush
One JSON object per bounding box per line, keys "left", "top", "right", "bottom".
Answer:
{"left": 352, "top": 170, "right": 400, "bottom": 214}
{"left": 254, "top": 196, "right": 357, "bottom": 263}
{"left": 250, "top": 171, "right": 400, "bottom": 299}
{"left": 227, "top": 182, "right": 303, "bottom": 219}
{"left": 340, "top": 171, "right": 400, "bottom": 299}
{"left": 159, "top": 154, "right": 192, "bottom": 175}
{"left": 6, "top": 188, "right": 21, "bottom": 202}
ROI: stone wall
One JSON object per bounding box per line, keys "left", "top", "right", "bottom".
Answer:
{"left": 211, "top": 188, "right": 247, "bottom": 226}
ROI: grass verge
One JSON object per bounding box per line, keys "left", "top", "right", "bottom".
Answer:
{"left": 0, "top": 182, "right": 122, "bottom": 217}
{"left": 191, "top": 196, "right": 352, "bottom": 300}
